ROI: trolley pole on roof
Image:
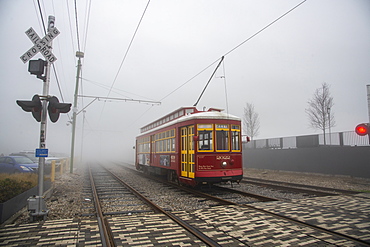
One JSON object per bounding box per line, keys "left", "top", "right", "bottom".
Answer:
{"left": 70, "top": 51, "right": 84, "bottom": 173}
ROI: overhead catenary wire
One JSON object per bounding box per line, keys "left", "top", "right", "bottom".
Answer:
{"left": 106, "top": 0, "right": 151, "bottom": 98}
{"left": 82, "top": 0, "right": 92, "bottom": 52}
{"left": 159, "top": 0, "right": 307, "bottom": 102}
{"left": 36, "top": 0, "right": 47, "bottom": 34}
{"left": 33, "top": 0, "right": 43, "bottom": 33}
{"left": 129, "top": 0, "right": 307, "bottom": 129}
{"left": 82, "top": 77, "right": 157, "bottom": 101}
{"left": 74, "top": 0, "right": 81, "bottom": 52}
{"left": 97, "top": 0, "right": 152, "bottom": 125}
{"left": 66, "top": 0, "right": 76, "bottom": 55}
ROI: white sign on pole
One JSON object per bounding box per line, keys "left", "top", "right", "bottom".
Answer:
{"left": 20, "top": 27, "right": 60, "bottom": 64}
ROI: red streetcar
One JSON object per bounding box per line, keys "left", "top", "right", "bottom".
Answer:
{"left": 135, "top": 107, "right": 243, "bottom": 186}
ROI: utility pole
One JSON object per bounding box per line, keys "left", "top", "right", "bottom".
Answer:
{"left": 70, "top": 51, "right": 84, "bottom": 173}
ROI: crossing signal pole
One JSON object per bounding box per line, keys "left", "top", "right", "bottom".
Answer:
{"left": 17, "top": 16, "right": 71, "bottom": 221}
{"left": 34, "top": 16, "right": 54, "bottom": 221}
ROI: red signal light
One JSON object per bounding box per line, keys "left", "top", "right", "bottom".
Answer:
{"left": 355, "top": 123, "right": 369, "bottom": 136}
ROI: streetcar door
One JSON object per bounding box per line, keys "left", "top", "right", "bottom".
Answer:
{"left": 181, "top": 126, "right": 195, "bottom": 178}
{"left": 150, "top": 135, "right": 155, "bottom": 165}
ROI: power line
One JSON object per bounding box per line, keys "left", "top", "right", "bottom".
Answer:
{"left": 66, "top": 0, "right": 76, "bottom": 55}
{"left": 34, "top": 0, "right": 69, "bottom": 110}
{"left": 32, "top": 0, "right": 43, "bottom": 32}
{"left": 82, "top": 0, "right": 92, "bottom": 52}
{"left": 36, "top": 0, "right": 47, "bottom": 34}
{"left": 160, "top": 0, "right": 307, "bottom": 102}
{"left": 107, "top": 0, "right": 151, "bottom": 98}
{"left": 159, "top": 60, "right": 220, "bottom": 102}
{"left": 224, "top": 0, "right": 307, "bottom": 57}
{"left": 98, "top": 0, "right": 151, "bottom": 125}
{"left": 74, "top": 0, "right": 81, "bottom": 52}
{"left": 82, "top": 77, "right": 157, "bottom": 101}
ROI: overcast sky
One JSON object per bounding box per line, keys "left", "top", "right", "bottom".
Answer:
{"left": 1, "top": 0, "right": 369, "bottom": 163}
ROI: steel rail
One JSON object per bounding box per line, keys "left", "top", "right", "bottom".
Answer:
{"left": 175, "top": 180, "right": 370, "bottom": 246}
{"left": 120, "top": 163, "right": 278, "bottom": 203}
{"left": 104, "top": 167, "right": 222, "bottom": 247}
{"left": 241, "top": 203, "right": 370, "bottom": 247}
{"left": 242, "top": 177, "right": 359, "bottom": 195}
{"left": 88, "top": 166, "right": 116, "bottom": 247}
{"left": 213, "top": 185, "right": 279, "bottom": 202}
{"left": 119, "top": 164, "right": 369, "bottom": 246}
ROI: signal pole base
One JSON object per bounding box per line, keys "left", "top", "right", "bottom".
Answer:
{"left": 27, "top": 195, "right": 49, "bottom": 222}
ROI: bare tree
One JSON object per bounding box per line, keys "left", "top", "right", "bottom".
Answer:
{"left": 243, "top": 102, "right": 260, "bottom": 140}
{"left": 306, "top": 82, "right": 335, "bottom": 145}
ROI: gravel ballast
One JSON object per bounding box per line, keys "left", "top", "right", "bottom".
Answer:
{"left": 10, "top": 165, "right": 370, "bottom": 225}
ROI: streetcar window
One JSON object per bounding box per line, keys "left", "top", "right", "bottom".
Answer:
{"left": 231, "top": 125, "right": 241, "bottom": 151}
{"left": 216, "top": 130, "right": 229, "bottom": 150}
{"left": 171, "top": 138, "right": 175, "bottom": 151}
{"left": 198, "top": 130, "right": 213, "bottom": 150}
{"left": 232, "top": 125, "right": 240, "bottom": 130}
{"left": 166, "top": 139, "right": 170, "bottom": 151}
{"left": 232, "top": 131, "right": 240, "bottom": 150}
{"left": 185, "top": 108, "right": 194, "bottom": 114}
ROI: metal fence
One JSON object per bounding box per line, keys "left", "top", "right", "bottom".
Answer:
{"left": 244, "top": 131, "right": 370, "bottom": 149}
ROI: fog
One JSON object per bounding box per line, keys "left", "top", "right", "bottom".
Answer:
{"left": 1, "top": 0, "right": 369, "bottom": 165}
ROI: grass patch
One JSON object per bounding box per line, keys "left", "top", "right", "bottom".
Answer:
{"left": 0, "top": 173, "right": 38, "bottom": 203}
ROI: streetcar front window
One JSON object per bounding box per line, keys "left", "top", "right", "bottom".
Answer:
{"left": 232, "top": 131, "right": 240, "bottom": 150}
{"left": 216, "top": 130, "right": 229, "bottom": 150}
{"left": 198, "top": 130, "right": 213, "bottom": 150}
{"left": 231, "top": 125, "right": 241, "bottom": 151}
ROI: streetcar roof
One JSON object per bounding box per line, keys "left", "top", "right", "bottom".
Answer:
{"left": 138, "top": 110, "right": 240, "bottom": 136}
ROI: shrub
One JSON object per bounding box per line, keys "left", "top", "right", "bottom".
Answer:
{"left": 0, "top": 173, "right": 38, "bottom": 203}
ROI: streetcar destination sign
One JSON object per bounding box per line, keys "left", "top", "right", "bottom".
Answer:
{"left": 20, "top": 27, "right": 60, "bottom": 64}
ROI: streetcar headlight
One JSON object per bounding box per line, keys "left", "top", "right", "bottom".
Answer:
{"left": 221, "top": 161, "right": 227, "bottom": 167}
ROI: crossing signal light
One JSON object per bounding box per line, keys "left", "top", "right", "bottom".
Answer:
{"left": 28, "top": 59, "right": 46, "bottom": 81}
{"left": 47, "top": 96, "right": 71, "bottom": 123}
{"left": 16, "top": 95, "right": 42, "bottom": 122}
{"left": 355, "top": 123, "right": 369, "bottom": 136}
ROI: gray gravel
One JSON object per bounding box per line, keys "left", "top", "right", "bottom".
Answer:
{"left": 11, "top": 165, "right": 370, "bottom": 225}
{"left": 244, "top": 168, "right": 370, "bottom": 192}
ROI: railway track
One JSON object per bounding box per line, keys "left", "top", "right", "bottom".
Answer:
{"left": 1, "top": 163, "right": 369, "bottom": 246}
{"left": 89, "top": 164, "right": 222, "bottom": 246}
{"left": 242, "top": 176, "right": 359, "bottom": 195}
{"left": 116, "top": 163, "right": 370, "bottom": 246}
{"left": 120, "top": 163, "right": 333, "bottom": 203}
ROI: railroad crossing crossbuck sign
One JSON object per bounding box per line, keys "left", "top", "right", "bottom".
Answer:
{"left": 20, "top": 27, "right": 60, "bottom": 64}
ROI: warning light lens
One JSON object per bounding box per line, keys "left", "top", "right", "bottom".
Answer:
{"left": 355, "top": 124, "right": 369, "bottom": 136}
